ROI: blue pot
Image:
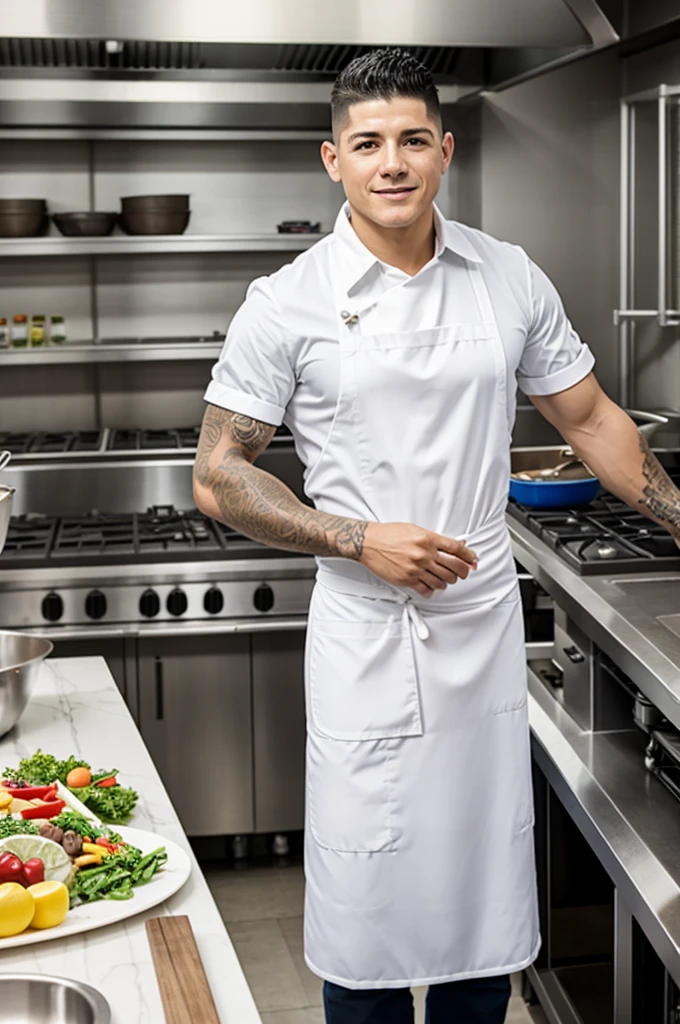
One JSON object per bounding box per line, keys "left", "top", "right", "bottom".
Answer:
{"left": 509, "top": 475, "right": 601, "bottom": 508}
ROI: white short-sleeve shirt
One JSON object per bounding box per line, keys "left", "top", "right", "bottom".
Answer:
{"left": 205, "top": 202, "right": 595, "bottom": 473}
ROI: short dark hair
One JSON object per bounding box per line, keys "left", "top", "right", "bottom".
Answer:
{"left": 331, "top": 48, "right": 441, "bottom": 140}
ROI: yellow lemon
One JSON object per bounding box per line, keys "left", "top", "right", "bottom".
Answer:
{"left": 0, "top": 882, "right": 35, "bottom": 937}
{"left": 0, "top": 790, "right": 12, "bottom": 810}
{"left": 27, "top": 880, "right": 69, "bottom": 930}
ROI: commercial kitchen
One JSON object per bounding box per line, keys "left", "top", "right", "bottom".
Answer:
{"left": 2, "top": 2, "right": 680, "bottom": 1022}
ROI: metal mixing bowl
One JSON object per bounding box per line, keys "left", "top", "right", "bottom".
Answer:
{"left": 0, "top": 974, "right": 110, "bottom": 1023}
{"left": 0, "top": 485, "right": 14, "bottom": 556}
{"left": 0, "top": 631, "right": 53, "bottom": 738}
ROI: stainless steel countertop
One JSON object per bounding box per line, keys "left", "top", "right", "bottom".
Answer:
{"left": 511, "top": 514, "right": 680, "bottom": 985}
{"left": 508, "top": 516, "right": 680, "bottom": 731}
{"left": 528, "top": 666, "right": 680, "bottom": 990}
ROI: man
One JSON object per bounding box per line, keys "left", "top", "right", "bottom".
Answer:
{"left": 194, "top": 48, "right": 680, "bottom": 1024}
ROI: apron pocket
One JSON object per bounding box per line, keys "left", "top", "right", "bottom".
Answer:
{"left": 307, "top": 731, "right": 400, "bottom": 853}
{"left": 309, "top": 618, "right": 423, "bottom": 741}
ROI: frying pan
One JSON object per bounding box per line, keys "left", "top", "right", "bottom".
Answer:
{"left": 509, "top": 475, "right": 601, "bottom": 508}
{"left": 510, "top": 445, "right": 600, "bottom": 508}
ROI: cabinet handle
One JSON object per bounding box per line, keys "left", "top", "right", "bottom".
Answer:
{"left": 563, "top": 645, "right": 585, "bottom": 664}
{"left": 155, "top": 657, "right": 164, "bottom": 720}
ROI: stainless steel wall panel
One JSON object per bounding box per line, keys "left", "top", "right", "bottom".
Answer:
{"left": 479, "top": 48, "right": 621, "bottom": 399}
{"left": 0, "top": 452, "right": 305, "bottom": 515}
{"left": 0, "top": 139, "right": 90, "bottom": 217}
{"left": 91, "top": 138, "right": 340, "bottom": 236}
{"left": 0, "top": 460, "right": 197, "bottom": 515}
{"left": 95, "top": 361, "right": 210, "bottom": 432}
{"left": 0, "top": 364, "right": 98, "bottom": 433}
{"left": 94, "top": 252, "right": 285, "bottom": 342}
{"left": 0, "top": 256, "right": 93, "bottom": 341}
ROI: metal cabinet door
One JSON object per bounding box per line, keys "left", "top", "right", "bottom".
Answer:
{"left": 252, "top": 630, "right": 306, "bottom": 833}
{"left": 137, "top": 634, "right": 253, "bottom": 837}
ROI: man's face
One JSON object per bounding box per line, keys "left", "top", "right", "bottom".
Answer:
{"left": 321, "top": 96, "right": 454, "bottom": 229}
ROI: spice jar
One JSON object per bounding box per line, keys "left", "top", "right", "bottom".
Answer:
{"left": 10, "top": 315, "right": 28, "bottom": 348}
{"left": 0, "top": 318, "right": 8, "bottom": 348}
{"left": 30, "top": 314, "right": 47, "bottom": 347}
{"left": 50, "top": 315, "right": 66, "bottom": 344}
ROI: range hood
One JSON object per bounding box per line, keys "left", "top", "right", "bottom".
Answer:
{"left": 0, "top": 0, "right": 619, "bottom": 132}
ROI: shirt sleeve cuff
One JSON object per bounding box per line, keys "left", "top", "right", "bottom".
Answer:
{"left": 517, "top": 343, "right": 596, "bottom": 396}
{"left": 203, "top": 381, "right": 285, "bottom": 426}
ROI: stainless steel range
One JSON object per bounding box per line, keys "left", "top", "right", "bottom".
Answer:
{"left": 507, "top": 469, "right": 680, "bottom": 574}
{"left": 0, "top": 433, "right": 314, "bottom": 848}
{"left": 0, "top": 505, "right": 313, "bottom": 629}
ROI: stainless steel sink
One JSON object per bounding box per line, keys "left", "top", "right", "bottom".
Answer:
{"left": 0, "top": 974, "right": 110, "bottom": 1023}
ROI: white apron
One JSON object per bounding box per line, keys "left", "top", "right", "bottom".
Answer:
{"left": 302, "top": 257, "right": 541, "bottom": 989}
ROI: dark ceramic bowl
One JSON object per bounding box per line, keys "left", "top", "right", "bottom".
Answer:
{"left": 119, "top": 209, "right": 191, "bottom": 235}
{"left": 120, "top": 194, "right": 189, "bottom": 211}
{"left": 53, "top": 213, "right": 118, "bottom": 237}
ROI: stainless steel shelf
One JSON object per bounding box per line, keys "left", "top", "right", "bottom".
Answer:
{"left": 0, "top": 129, "right": 329, "bottom": 142}
{"left": 0, "top": 233, "right": 325, "bottom": 258}
{"left": 0, "top": 338, "right": 224, "bottom": 364}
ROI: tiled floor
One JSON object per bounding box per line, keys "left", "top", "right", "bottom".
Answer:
{"left": 205, "top": 861, "right": 547, "bottom": 1023}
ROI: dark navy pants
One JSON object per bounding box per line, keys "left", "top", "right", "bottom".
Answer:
{"left": 323, "top": 974, "right": 512, "bottom": 1024}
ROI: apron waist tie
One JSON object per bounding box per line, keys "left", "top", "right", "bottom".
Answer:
{"left": 395, "top": 593, "right": 430, "bottom": 641}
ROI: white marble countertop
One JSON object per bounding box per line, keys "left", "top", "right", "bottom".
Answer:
{"left": 0, "top": 655, "right": 262, "bottom": 1024}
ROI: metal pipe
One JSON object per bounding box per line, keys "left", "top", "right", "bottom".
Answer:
{"left": 619, "top": 100, "right": 631, "bottom": 405}
{"left": 659, "top": 86, "right": 669, "bottom": 326}
{"left": 615, "top": 309, "right": 680, "bottom": 321}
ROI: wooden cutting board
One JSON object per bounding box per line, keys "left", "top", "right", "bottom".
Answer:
{"left": 146, "top": 914, "right": 221, "bottom": 1023}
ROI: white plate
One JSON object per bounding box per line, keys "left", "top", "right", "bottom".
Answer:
{"left": 0, "top": 824, "right": 191, "bottom": 949}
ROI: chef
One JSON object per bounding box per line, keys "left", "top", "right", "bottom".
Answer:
{"left": 194, "top": 48, "right": 680, "bottom": 1024}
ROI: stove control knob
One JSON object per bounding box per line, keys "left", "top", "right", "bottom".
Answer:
{"left": 167, "top": 588, "right": 188, "bottom": 617}
{"left": 42, "top": 591, "right": 63, "bottom": 623}
{"left": 253, "top": 583, "right": 275, "bottom": 614}
{"left": 139, "top": 589, "right": 161, "bottom": 619}
{"left": 204, "top": 587, "right": 224, "bottom": 615}
{"left": 85, "top": 590, "right": 107, "bottom": 621}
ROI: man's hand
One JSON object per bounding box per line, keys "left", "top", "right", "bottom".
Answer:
{"left": 360, "top": 522, "right": 478, "bottom": 597}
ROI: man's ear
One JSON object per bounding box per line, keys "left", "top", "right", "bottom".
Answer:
{"left": 441, "top": 131, "right": 455, "bottom": 174}
{"left": 321, "top": 140, "right": 342, "bottom": 183}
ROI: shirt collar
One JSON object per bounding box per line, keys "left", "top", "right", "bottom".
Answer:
{"left": 333, "top": 200, "right": 483, "bottom": 298}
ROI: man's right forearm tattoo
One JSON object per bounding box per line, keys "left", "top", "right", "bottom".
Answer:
{"left": 195, "top": 407, "right": 367, "bottom": 560}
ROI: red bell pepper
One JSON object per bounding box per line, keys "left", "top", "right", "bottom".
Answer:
{"left": 94, "top": 775, "right": 117, "bottom": 788}
{"left": 0, "top": 852, "right": 24, "bottom": 884}
{"left": 21, "top": 858, "right": 44, "bottom": 886}
{"left": 20, "top": 798, "right": 65, "bottom": 820}
{"left": 1, "top": 782, "right": 58, "bottom": 801}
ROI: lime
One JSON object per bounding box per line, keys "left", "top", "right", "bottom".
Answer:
{"left": 0, "top": 836, "right": 74, "bottom": 886}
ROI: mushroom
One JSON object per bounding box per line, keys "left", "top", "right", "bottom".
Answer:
{"left": 38, "top": 822, "right": 64, "bottom": 845}
{"left": 62, "top": 830, "right": 83, "bottom": 857}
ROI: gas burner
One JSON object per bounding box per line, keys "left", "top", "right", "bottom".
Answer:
{"left": 560, "top": 535, "right": 641, "bottom": 569}
{"left": 0, "top": 430, "right": 102, "bottom": 454}
{"left": 507, "top": 487, "right": 680, "bottom": 575}
{"left": 52, "top": 513, "right": 137, "bottom": 559}
{"left": 0, "top": 504, "right": 281, "bottom": 569}
{"left": 0, "top": 514, "right": 55, "bottom": 561}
